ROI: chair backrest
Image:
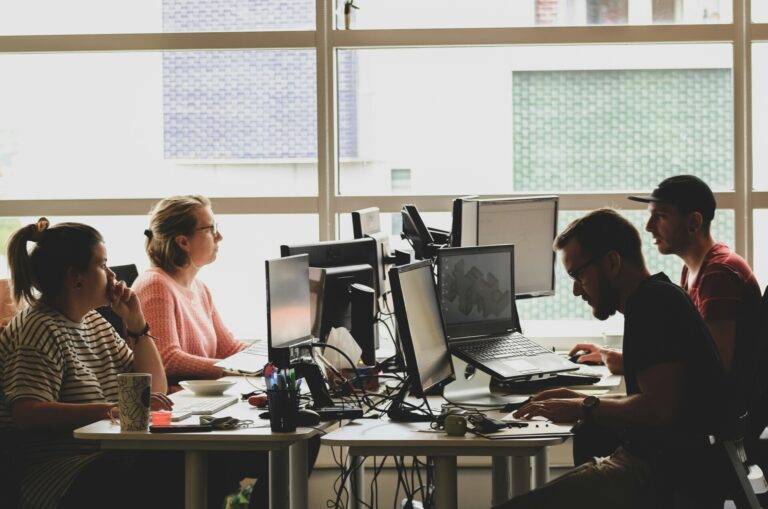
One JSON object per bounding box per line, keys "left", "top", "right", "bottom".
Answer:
{"left": 96, "top": 264, "right": 139, "bottom": 335}
{"left": 0, "top": 278, "right": 16, "bottom": 330}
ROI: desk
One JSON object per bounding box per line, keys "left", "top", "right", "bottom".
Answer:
{"left": 74, "top": 386, "right": 320, "bottom": 509}
{"left": 322, "top": 419, "right": 567, "bottom": 509}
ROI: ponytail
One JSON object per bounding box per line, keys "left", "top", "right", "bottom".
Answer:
{"left": 6, "top": 219, "right": 47, "bottom": 305}
{"left": 6, "top": 219, "right": 103, "bottom": 305}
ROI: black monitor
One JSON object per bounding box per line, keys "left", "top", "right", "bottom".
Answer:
{"left": 281, "top": 239, "right": 377, "bottom": 342}
{"left": 266, "top": 254, "right": 313, "bottom": 368}
{"left": 389, "top": 260, "right": 455, "bottom": 400}
{"left": 450, "top": 195, "right": 558, "bottom": 299}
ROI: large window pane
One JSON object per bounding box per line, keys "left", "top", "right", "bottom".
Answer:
{"left": 754, "top": 43, "right": 768, "bottom": 190}
{"left": 517, "top": 209, "right": 736, "bottom": 323}
{"left": 336, "top": 0, "right": 731, "bottom": 29}
{"left": 340, "top": 208, "right": 735, "bottom": 330}
{"left": 0, "top": 0, "right": 314, "bottom": 35}
{"left": 338, "top": 44, "right": 733, "bottom": 196}
{"left": 0, "top": 50, "right": 318, "bottom": 199}
{"left": 755, "top": 0, "right": 768, "bottom": 22}
{"left": 0, "top": 214, "right": 319, "bottom": 340}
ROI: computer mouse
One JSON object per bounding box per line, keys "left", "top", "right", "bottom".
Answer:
{"left": 296, "top": 408, "right": 321, "bottom": 427}
{"left": 569, "top": 350, "right": 601, "bottom": 366}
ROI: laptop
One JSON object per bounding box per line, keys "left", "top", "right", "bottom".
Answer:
{"left": 214, "top": 340, "right": 269, "bottom": 374}
{"left": 436, "top": 244, "right": 577, "bottom": 381}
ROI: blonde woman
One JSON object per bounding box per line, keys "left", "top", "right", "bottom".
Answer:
{"left": 134, "top": 195, "right": 246, "bottom": 381}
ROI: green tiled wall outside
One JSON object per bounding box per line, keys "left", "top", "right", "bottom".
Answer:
{"left": 512, "top": 69, "right": 733, "bottom": 192}
{"left": 516, "top": 209, "right": 736, "bottom": 320}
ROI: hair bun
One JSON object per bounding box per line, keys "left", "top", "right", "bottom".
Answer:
{"left": 29, "top": 217, "right": 50, "bottom": 242}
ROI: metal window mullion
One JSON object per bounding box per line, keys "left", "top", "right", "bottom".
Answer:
{"left": 316, "top": 0, "right": 337, "bottom": 241}
{"left": 0, "top": 31, "right": 316, "bottom": 53}
{"left": 753, "top": 24, "right": 768, "bottom": 40}
{"left": 330, "top": 24, "right": 732, "bottom": 48}
{"left": 734, "top": 0, "right": 752, "bottom": 261}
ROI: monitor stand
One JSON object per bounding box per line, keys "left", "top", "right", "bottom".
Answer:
{"left": 443, "top": 356, "right": 529, "bottom": 407}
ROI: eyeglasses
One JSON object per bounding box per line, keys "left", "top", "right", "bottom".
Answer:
{"left": 567, "top": 255, "right": 601, "bottom": 284}
{"left": 195, "top": 223, "right": 220, "bottom": 237}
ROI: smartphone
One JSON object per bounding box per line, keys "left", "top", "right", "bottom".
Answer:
{"left": 149, "top": 424, "right": 212, "bottom": 433}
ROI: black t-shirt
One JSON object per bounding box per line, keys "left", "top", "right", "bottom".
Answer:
{"left": 622, "top": 273, "right": 727, "bottom": 444}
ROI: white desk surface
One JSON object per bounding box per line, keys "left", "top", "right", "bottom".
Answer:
{"left": 75, "top": 378, "right": 320, "bottom": 447}
{"left": 322, "top": 418, "right": 567, "bottom": 455}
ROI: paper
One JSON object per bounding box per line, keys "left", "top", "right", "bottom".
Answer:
{"left": 324, "top": 327, "right": 363, "bottom": 370}
{"left": 478, "top": 416, "right": 573, "bottom": 439}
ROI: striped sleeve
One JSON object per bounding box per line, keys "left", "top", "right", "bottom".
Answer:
{"left": 3, "top": 332, "right": 63, "bottom": 406}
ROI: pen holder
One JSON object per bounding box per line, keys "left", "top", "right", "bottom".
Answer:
{"left": 266, "top": 389, "right": 300, "bottom": 432}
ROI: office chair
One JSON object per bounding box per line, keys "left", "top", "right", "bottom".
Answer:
{"left": 661, "top": 412, "right": 766, "bottom": 508}
{"left": 96, "top": 264, "right": 139, "bottom": 334}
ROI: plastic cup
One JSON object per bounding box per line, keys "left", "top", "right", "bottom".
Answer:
{"left": 151, "top": 410, "right": 172, "bottom": 426}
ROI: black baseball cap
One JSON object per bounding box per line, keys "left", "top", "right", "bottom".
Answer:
{"left": 628, "top": 175, "right": 716, "bottom": 222}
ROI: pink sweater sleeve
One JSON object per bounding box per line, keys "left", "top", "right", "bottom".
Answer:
{"left": 135, "top": 273, "right": 224, "bottom": 380}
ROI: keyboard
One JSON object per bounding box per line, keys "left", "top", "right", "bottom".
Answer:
{"left": 172, "top": 396, "right": 238, "bottom": 415}
{"left": 459, "top": 332, "right": 551, "bottom": 361}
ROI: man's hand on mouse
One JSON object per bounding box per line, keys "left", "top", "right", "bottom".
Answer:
{"left": 569, "top": 343, "right": 624, "bottom": 375}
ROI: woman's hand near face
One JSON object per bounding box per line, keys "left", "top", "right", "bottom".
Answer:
{"left": 109, "top": 280, "right": 146, "bottom": 334}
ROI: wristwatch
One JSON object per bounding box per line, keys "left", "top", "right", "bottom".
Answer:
{"left": 581, "top": 395, "right": 600, "bottom": 422}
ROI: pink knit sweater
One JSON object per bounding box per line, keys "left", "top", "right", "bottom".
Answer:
{"left": 133, "top": 268, "right": 245, "bottom": 379}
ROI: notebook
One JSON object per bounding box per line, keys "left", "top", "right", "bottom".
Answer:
{"left": 214, "top": 340, "right": 269, "bottom": 374}
{"left": 436, "top": 244, "right": 577, "bottom": 381}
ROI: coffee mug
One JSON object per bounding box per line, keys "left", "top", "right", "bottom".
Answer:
{"left": 445, "top": 415, "right": 468, "bottom": 436}
{"left": 117, "top": 373, "right": 151, "bottom": 432}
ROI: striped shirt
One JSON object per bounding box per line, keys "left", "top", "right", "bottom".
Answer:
{"left": 0, "top": 303, "right": 133, "bottom": 509}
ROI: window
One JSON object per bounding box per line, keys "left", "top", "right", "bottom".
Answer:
{"left": 0, "top": 50, "right": 318, "bottom": 199}
{"left": 0, "top": 0, "right": 763, "bottom": 338}
{"left": 336, "top": 0, "right": 731, "bottom": 30}
{"left": 0, "top": 214, "right": 318, "bottom": 339}
{"left": 0, "top": 0, "right": 315, "bottom": 35}
{"left": 337, "top": 44, "right": 733, "bottom": 196}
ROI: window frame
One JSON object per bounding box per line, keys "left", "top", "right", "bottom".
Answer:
{"left": 0, "top": 1, "right": 764, "bottom": 263}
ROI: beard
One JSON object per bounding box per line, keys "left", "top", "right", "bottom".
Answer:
{"left": 592, "top": 275, "right": 620, "bottom": 321}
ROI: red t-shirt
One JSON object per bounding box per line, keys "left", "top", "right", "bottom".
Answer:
{"left": 681, "top": 243, "right": 761, "bottom": 322}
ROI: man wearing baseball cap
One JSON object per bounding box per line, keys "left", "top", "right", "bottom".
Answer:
{"left": 628, "top": 175, "right": 761, "bottom": 375}
{"left": 576, "top": 175, "right": 762, "bottom": 373}
{"left": 628, "top": 175, "right": 765, "bottom": 448}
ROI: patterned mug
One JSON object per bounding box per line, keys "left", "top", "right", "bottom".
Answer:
{"left": 117, "top": 373, "right": 151, "bottom": 432}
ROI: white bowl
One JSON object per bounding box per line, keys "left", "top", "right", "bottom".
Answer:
{"left": 179, "top": 380, "right": 236, "bottom": 396}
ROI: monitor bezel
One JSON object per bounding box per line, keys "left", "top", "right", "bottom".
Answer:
{"left": 436, "top": 244, "right": 521, "bottom": 340}
{"left": 389, "top": 259, "right": 456, "bottom": 399}
{"left": 265, "top": 254, "right": 314, "bottom": 355}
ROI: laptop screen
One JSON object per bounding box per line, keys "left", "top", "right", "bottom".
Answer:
{"left": 437, "top": 244, "right": 520, "bottom": 340}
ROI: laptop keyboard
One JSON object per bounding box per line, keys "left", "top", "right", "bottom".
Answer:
{"left": 172, "top": 396, "right": 238, "bottom": 415}
{"left": 459, "top": 332, "right": 551, "bottom": 361}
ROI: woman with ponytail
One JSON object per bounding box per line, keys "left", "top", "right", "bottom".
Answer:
{"left": 133, "top": 196, "right": 247, "bottom": 382}
{"left": 0, "top": 219, "right": 179, "bottom": 509}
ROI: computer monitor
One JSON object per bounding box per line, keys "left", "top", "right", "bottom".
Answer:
{"left": 451, "top": 195, "right": 558, "bottom": 299}
{"left": 389, "top": 260, "right": 455, "bottom": 399}
{"left": 266, "top": 254, "right": 313, "bottom": 367}
{"left": 281, "top": 239, "right": 377, "bottom": 343}
{"left": 351, "top": 207, "right": 391, "bottom": 296}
